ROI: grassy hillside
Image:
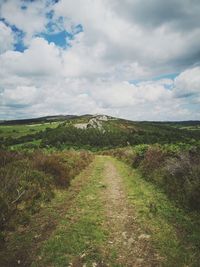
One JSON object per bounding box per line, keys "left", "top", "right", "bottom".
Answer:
{"left": 1, "top": 114, "right": 200, "bottom": 149}
{"left": 40, "top": 117, "right": 200, "bottom": 149}
{"left": 0, "top": 122, "right": 61, "bottom": 138}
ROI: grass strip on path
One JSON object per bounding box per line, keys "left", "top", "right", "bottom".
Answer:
{"left": 32, "top": 156, "right": 114, "bottom": 267}
{"left": 0, "top": 157, "right": 94, "bottom": 267}
{"left": 112, "top": 157, "right": 200, "bottom": 267}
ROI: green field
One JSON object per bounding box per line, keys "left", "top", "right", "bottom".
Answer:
{"left": 0, "top": 121, "right": 61, "bottom": 138}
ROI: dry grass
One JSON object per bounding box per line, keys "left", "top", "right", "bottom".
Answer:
{"left": 105, "top": 145, "right": 200, "bottom": 211}
{"left": 0, "top": 149, "right": 93, "bottom": 237}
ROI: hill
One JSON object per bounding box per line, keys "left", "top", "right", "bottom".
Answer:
{"left": 0, "top": 114, "right": 200, "bottom": 149}
{"left": 0, "top": 115, "right": 78, "bottom": 125}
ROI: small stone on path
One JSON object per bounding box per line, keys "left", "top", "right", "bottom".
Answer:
{"left": 138, "top": 234, "right": 151, "bottom": 240}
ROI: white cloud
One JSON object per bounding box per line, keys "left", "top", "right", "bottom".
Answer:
{"left": 3, "top": 86, "right": 39, "bottom": 106}
{"left": 53, "top": 0, "right": 200, "bottom": 75}
{"left": 174, "top": 67, "right": 200, "bottom": 98}
{"left": 0, "top": 0, "right": 200, "bottom": 120}
{"left": 0, "top": 37, "right": 62, "bottom": 77}
{"left": 0, "top": 0, "right": 48, "bottom": 43}
{"left": 0, "top": 21, "right": 14, "bottom": 53}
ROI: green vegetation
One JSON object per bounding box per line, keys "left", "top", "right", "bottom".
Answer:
{"left": 0, "top": 121, "right": 60, "bottom": 138}
{"left": 0, "top": 124, "right": 57, "bottom": 148}
{"left": 40, "top": 123, "right": 200, "bottom": 149}
{"left": 0, "top": 115, "right": 200, "bottom": 266}
{"left": 114, "top": 158, "right": 200, "bottom": 266}
{"left": 0, "top": 156, "right": 96, "bottom": 267}
{"left": 33, "top": 157, "right": 109, "bottom": 267}
{"left": 104, "top": 144, "right": 200, "bottom": 212}
{"left": 1, "top": 116, "right": 200, "bottom": 149}
{"left": 0, "top": 149, "right": 93, "bottom": 236}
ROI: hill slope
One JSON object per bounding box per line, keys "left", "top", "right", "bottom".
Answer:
{"left": 1, "top": 114, "right": 200, "bottom": 149}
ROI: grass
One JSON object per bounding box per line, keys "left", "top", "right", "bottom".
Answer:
{"left": 0, "top": 121, "right": 60, "bottom": 138}
{"left": 1, "top": 153, "right": 199, "bottom": 266}
{"left": 0, "top": 188, "right": 71, "bottom": 266}
{"left": 10, "top": 139, "right": 42, "bottom": 149}
{"left": 0, "top": 155, "right": 94, "bottom": 267}
{"left": 112, "top": 157, "right": 200, "bottom": 267}
{"left": 0, "top": 149, "right": 93, "bottom": 235}
{"left": 32, "top": 156, "right": 114, "bottom": 267}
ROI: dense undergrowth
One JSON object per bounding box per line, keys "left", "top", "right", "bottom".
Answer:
{"left": 103, "top": 143, "right": 200, "bottom": 212}
{"left": 1, "top": 119, "right": 200, "bottom": 149}
{"left": 40, "top": 124, "right": 200, "bottom": 148}
{"left": 0, "top": 149, "right": 93, "bottom": 239}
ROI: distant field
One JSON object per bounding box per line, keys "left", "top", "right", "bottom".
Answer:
{"left": 0, "top": 121, "right": 61, "bottom": 138}
{"left": 178, "top": 125, "right": 200, "bottom": 131}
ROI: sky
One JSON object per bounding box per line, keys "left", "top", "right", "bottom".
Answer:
{"left": 0, "top": 0, "right": 200, "bottom": 121}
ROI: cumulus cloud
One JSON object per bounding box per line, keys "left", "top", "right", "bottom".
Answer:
{"left": 0, "top": 21, "right": 14, "bottom": 53}
{"left": 111, "top": 0, "right": 200, "bottom": 31}
{"left": 3, "top": 86, "right": 39, "bottom": 106}
{"left": 12, "top": 37, "right": 62, "bottom": 76}
{"left": 0, "top": 0, "right": 200, "bottom": 120}
{"left": 174, "top": 67, "right": 200, "bottom": 98}
{"left": 0, "top": 0, "right": 48, "bottom": 43}
{"left": 53, "top": 0, "right": 200, "bottom": 74}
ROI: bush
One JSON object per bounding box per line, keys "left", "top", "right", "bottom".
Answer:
{"left": 163, "top": 152, "right": 200, "bottom": 210}
{"left": 108, "top": 144, "right": 200, "bottom": 211}
{"left": 33, "top": 152, "right": 70, "bottom": 187}
{"left": 140, "top": 146, "right": 167, "bottom": 177}
{"left": 0, "top": 149, "right": 93, "bottom": 233}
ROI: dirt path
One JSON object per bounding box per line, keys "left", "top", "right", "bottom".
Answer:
{"left": 2, "top": 156, "right": 163, "bottom": 266}
{"left": 101, "top": 159, "right": 159, "bottom": 267}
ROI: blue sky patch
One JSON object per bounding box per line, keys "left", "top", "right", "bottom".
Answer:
{"left": 38, "top": 30, "right": 73, "bottom": 47}
{"left": 40, "top": 21, "right": 83, "bottom": 47}
{"left": 152, "top": 73, "right": 179, "bottom": 81}
{"left": 129, "top": 72, "right": 179, "bottom": 85}
{"left": 0, "top": 19, "right": 27, "bottom": 52}
{"left": 12, "top": 25, "right": 27, "bottom": 52}
{"left": 14, "top": 41, "right": 27, "bottom": 53}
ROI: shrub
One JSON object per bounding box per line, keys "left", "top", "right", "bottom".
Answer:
{"left": 109, "top": 144, "right": 200, "bottom": 211}
{"left": 0, "top": 149, "right": 93, "bottom": 233}
{"left": 163, "top": 152, "right": 200, "bottom": 210}
{"left": 33, "top": 152, "right": 70, "bottom": 187}
{"left": 140, "top": 146, "right": 167, "bottom": 177}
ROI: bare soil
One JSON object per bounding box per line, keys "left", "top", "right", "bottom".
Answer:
{"left": 101, "top": 160, "right": 160, "bottom": 267}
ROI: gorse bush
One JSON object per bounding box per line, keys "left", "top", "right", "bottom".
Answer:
{"left": 1, "top": 119, "right": 200, "bottom": 149}
{"left": 162, "top": 152, "right": 200, "bottom": 210}
{"left": 38, "top": 123, "right": 200, "bottom": 149}
{"left": 140, "top": 146, "right": 168, "bottom": 177}
{"left": 0, "top": 157, "right": 53, "bottom": 232}
{"left": 108, "top": 144, "right": 200, "bottom": 211}
{"left": 0, "top": 149, "right": 93, "bottom": 234}
{"left": 33, "top": 152, "right": 70, "bottom": 187}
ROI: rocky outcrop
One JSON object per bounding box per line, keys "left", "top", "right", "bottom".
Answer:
{"left": 74, "top": 115, "right": 110, "bottom": 130}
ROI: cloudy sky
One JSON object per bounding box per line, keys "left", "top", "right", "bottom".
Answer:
{"left": 0, "top": 0, "right": 200, "bottom": 120}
